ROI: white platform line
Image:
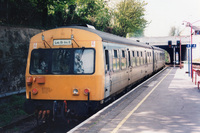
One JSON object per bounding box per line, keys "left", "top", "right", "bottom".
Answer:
{"left": 68, "top": 67, "right": 168, "bottom": 133}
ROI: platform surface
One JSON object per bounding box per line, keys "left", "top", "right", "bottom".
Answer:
{"left": 69, "top": 67, "right": 200, "bottom": 133}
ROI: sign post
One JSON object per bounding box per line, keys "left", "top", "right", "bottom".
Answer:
{"left": 191, "top": 44, "right": 196, "bottom": 79}
{"left": 187, "top": 44, "right": 190, "bottom": 76}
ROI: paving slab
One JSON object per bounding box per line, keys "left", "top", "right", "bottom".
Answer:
{"left": 69, "top": 67, "right": 200, "bottom": 133}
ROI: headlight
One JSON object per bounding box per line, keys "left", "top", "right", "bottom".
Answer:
{"left": 73, "top": 88, "right": 79, "bottom": 95}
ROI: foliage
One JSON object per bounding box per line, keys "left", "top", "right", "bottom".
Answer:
{"left": 169, "top": 26, "right": 181, "bottom": 36}
{"left": 112, "top": 0, "right": 148, "bottom": 37}
{"left": 0, "top": 0, "right": 147, "bottom": 37}
{"left": 165, "top": 51, "right": 170, "bottom": 63}
{"left": 77, "top": 0, "right": 111, "bottom": 31}
{"left": 0, "top": 95, "right": 27, "bottom": 127}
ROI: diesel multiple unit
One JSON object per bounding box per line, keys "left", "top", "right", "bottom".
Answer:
{"left": 24, "top": 26, "right": 165, "bottom": 120}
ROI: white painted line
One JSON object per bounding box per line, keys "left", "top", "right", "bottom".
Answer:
{"left": 111, "top": 68, "right": 172, "bottom": 133}
{"left": 68, "top": 67, "right": 168, "bottom": 133}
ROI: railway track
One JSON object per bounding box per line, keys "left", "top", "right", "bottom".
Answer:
{"left": 0, "top": 114, "right": 36, "bottom": 132}
{"left": 0, "top": 113, "right": 87, "bottom": 132}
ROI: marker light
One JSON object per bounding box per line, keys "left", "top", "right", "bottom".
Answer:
{"left": 32, "top": 88, "right": 38, "bottom": 95}
{"left": 84, "top": 89, "right": 90, "bottom": 95}
{"left": 26, "top": 76, "right": 33, "bottom": 86}
{"left": 73, "top": 88, "right": 79, "bottom": 95}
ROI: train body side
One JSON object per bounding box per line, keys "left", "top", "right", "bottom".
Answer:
{"left": 103, "top": 42, "right": 157, "bottom": 98}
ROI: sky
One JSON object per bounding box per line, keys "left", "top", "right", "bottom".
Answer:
{"left": 144, "top": 0, "right": 200, "bottom": 37}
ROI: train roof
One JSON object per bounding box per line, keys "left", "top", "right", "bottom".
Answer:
{"left": 152, "top": 45, "right": 165, "bottom": 52}
{"left": 59, "top": 26, "right": 152, "bottom": 49}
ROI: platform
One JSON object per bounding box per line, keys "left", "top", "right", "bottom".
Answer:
{"left": 69, "top": 67, "right": 200, "bottom": 133}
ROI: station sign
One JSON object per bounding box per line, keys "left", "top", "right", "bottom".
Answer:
{"left": 187, "top": 44, "right": 196, "bottom": 48}
{"left": 191, "top": 44, "right": 196, "bottom": 48}
{"left": 186, "top": 44, "right": 190, "bottom": 48}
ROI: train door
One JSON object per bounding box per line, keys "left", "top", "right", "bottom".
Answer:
{"left": 110, "top": 49, "right": 123, "bottom": 94}
{"left": 104, "top": 49, "right": 111, "bottom": 98}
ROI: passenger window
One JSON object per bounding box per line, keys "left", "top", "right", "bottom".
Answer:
{"left": 105, "top": 50, "right": 109, "bottom": 71}
{"left": 136, "top": 51, "right": 139, "bottom": 66}
{"left": 132, "top": 51, "right": 136, "bottom": 67}
{"left": 147, "top": 52, "right": 149, "bottom": 63}
{"left": 140, "top": 51, "right": 143, "bottom": 65}
{"left": 113, "top": 50, "right": 120, "bottom": 71}
{"left": 128, "top": 51, "right": 131, "bottom": 67}
{"left": 121, "top": 50, "right": 127, "bottom": 69}
{"left": 149, "top": 52, "right": 151, "bottom": 63}
{"left": 145, "top": 52, "right": 147, "bottom": 64}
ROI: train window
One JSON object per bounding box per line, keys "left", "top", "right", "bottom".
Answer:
{"left": 113, "top": 50, "right": 120, "bottom": 71}
{"left": 136, "top": 51, "right": 139, "bottom": 66}
{"left": 30, "top": 50, "right": 50, "bottom": 74}
{"left": 122, "top": 50, "right": 125, "bottom": 58}
{"left": 132, "top": 51, "right": 136, "bottom": 67}
{"left": 149, "top": 52, "right": 151, "bottom": 63}
{"left": 114, "top": 50, "right": 118, "bottom": 58}
{"left": 105, "top": 50, "right": 110, "bottom": 71}
{"left": 148, "top": 52, "right": 150, "bottom": 63}
{"left": 74, "top": 49, "right": 94, "bottom": 74}
{"left": 52, "top": 49, "right": 72, "bottom": 74}
{"left": 128, "top": 51, "right": 131, "bottom": 67}
{"left": 140, "top": 51, "right": 143, "bottom": 65}
{"left": 121, "top": 50, "right": 127, "bottom": 69}
{"left": 30, "top": 48, "right": 95, "bottom": 75}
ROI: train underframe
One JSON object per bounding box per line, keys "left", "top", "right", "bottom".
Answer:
{"left": 24, "top": 99, "right": 101, "bottom": 123}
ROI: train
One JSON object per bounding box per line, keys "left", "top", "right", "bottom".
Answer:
{"left": 24, "top": 25, "right": 165, "bottom": 121}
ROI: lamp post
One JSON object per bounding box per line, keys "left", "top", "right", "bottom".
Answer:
{"left": 183, "top": 20, "right": 200, "bottom": 78}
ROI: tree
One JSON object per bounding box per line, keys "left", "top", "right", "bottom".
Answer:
{"left": 169, "top": 26, "right": 180, "bottom": 36}
{"left": 112, "top": 0, "right": 147, "bottom": 37}
{"left": 76, "top": 0, "right": 111, "bottom": 31}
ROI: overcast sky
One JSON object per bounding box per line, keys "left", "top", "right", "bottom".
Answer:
{"left": 144, "top": 0, "right": 200, "bottom": 37}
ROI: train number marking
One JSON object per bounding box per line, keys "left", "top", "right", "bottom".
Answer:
{"left": 42, "top": 87, "right": 51, "bottom": 93}
{"left": 33, "top": 43, "right": 37, "bottom": 49}
{"left": 91, "top": 41, "right": 95, "bottom": 47}
{"left": 53, "top": 39, "right": 72, "bottom": 46}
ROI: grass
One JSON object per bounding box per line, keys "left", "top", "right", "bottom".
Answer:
{"left": 0, "top": 95, "right": 27, "bottom": 127}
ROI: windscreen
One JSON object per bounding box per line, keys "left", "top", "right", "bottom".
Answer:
{"left": 30, "top": 48, "right": 95, "bottom": 75}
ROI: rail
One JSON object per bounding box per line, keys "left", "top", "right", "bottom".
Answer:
{"left": 0, "top": 88, "right": 25, "bottom": 99}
